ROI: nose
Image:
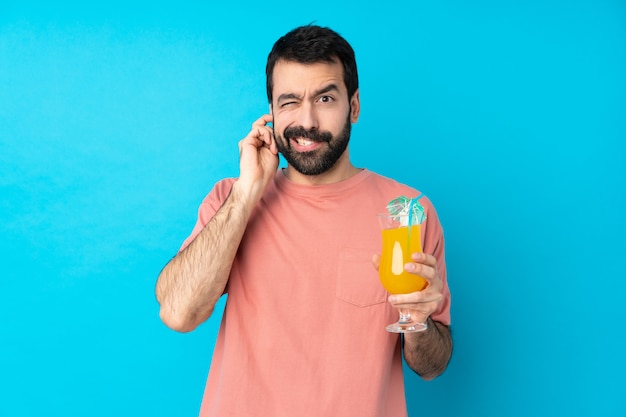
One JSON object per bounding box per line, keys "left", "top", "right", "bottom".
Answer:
{"left": 297, "top": 102, "right": 319, "bottom": 131}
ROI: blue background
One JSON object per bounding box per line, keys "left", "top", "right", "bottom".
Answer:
{"left": 1, "top": 1, "right": 624, "bottom": 416}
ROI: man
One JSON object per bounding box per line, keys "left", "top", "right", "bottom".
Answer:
{"left": 156, "top": 24, "right": 452, "bottom": 417}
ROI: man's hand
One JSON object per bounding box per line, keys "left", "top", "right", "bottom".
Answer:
{"left": 236, "top": 114, "right": 279, "bottom": 204}
{"left": 372, "top": 252, "right": 451, "bottom": 379}
{"left": 372, "top": 252, "right": 444, "bottom": 324}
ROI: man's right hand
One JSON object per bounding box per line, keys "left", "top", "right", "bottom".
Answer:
{"left": 235, "top": 114, "right": 279, "bottom": 205}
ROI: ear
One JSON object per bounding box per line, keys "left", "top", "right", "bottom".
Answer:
{"left": 349, "top": 89, "right": 360, "bottom": 123}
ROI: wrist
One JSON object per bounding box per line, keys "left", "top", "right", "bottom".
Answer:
{"left": 230, "top": 180, "right": 262, "bottom": 214}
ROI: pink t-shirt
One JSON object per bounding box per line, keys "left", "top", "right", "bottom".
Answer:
{"left": 181, "top": 169, "right": 451, "bottom": 417}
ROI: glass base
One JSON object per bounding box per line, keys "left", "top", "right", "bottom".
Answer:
{"left": 386, "top": 320, "right": 428, "bottom": 334}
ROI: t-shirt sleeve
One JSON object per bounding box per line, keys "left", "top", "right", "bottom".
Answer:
{"left": 179, "top": 178, "right": 237, "bottom": 252}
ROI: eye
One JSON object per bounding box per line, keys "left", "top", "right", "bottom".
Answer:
{"left": 318, "top": 95, "right": 334, "bottom": 104}
{"left": 281, "top": 101, "right": 296, "bottom": 108}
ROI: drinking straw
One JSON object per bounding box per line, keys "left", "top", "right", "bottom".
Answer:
{"left": 407, "top": 193, "right": 424, "bottom": 245}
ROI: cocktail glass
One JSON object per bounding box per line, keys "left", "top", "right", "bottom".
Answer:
{"left": 377, "top": 213, "right": 428, "bottom": 333}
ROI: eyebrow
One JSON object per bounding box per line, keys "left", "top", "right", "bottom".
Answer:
{"left": 315, "top": 83, "right": 340, "bottom": 97}
{"left": 276, "top": 83, "right": 341, "bottom": 104}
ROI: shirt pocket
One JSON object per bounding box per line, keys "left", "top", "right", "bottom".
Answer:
{"left": 336, "top": 247, "right": 388, "bottom": 307}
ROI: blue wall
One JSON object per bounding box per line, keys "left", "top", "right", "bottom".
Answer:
{"left": 1, "top": 1, "right": 624, "bottom": 416}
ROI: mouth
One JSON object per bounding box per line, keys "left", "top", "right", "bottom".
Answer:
{"left": 295, "top": 138, "right": 316, "bottom": 146}
{"left": 291, "top": 137, "right": 324, "bottom": 152}
{"left": 282, "top": 126, "right": 332, "bottom": 152}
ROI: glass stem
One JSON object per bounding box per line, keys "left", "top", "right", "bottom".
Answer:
{"left": 398, "top": 308, "right": 412, "bottom": 324}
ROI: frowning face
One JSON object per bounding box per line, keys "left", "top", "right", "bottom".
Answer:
{"left": 270, "top": 59, "right": 360, "bottom": 177}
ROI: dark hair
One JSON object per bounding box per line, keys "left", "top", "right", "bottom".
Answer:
{"left": 265, "top": 25, "right": 358, "bottom": 103}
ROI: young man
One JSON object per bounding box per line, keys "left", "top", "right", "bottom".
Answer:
{"left": 156, "top": 25, "right": 452, "bottom": 417}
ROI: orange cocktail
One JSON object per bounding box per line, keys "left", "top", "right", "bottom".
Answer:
{"left": 379, "top": 224, "right": 427, "bottom": 294}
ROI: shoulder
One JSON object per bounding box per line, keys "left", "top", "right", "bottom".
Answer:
{"left": 200, "top": 177, "right": 237, "bottom": 206}
{"left": 365, "top": 170, "right": 431, "bottom": 204}
{"left": 366, "top": 170, "right": 442, "bottom": 226}
{"left": 193, "top": 177, "right": 238, "bottom": 223}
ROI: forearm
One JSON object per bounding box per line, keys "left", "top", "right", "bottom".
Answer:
{"left": 156, "top": 182, "right": 253, "bottom": 332}
{"left": 403, "top": 318, "right": 452, "bottom": 380}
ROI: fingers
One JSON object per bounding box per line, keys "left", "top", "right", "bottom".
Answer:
{"left": 389, "top": 289, "right": 442, "bottom": 306}
{"left": 410, "top": 252, "right": 437, "bottom": 268}
{"left": 252, "top": 113, "right": 274, "bottom": 127}
{"left": 389, "top": 287, "right": 443, "bottom": 324}
{"left": 255, "top": 114, "right": 276, "bottom": 153}
{"left": 239, "top": 114, "right": 277, "bottom": 154}
{"left": 405, "top": 253, "right": 439, "bottom": 285}
{"left": 388, "top": 252, "right": 443, "bottom": 321}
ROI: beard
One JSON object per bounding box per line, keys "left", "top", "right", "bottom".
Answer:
{"left": 275, "top": 114, "right": 352, "bottom": 176}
